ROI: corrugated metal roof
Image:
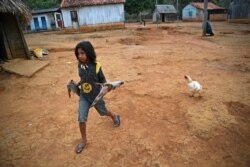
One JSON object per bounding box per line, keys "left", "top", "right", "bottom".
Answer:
{"left": 155, "top": 5, "right": 177, "bottom": 14}
{"left": 32, "top": 8, "right": 60, "bottom": 14}
{"left": 61, "top": 0, "right": 126, "bottom": 8}
{"left": 191, "top": 2, "right": 225, "bottom": 10}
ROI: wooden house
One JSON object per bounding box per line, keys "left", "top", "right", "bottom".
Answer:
{"left": 153, "top": 5, "right": 177, "bottom": 23}
{"left": 182, "top": 2, "right": 227, "bottom": 21}
{"left": 0, "top": 0, "right": 30, "bottom": 60}
{"left": 60, "top": 0, "right": 126, "bottom": 29}
{"left": 29, "top": 8, "right": 63, "bottom": 31}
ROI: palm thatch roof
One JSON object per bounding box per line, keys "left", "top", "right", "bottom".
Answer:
{"left": 0, "top": 0, "right": 31, "bottom": 21}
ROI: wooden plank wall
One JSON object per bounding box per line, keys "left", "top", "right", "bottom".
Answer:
{"left": 62, "top": 4, "right": 125, "bottom": 28}
{"left": 0, "top": 13, "right": 28, "bottom": 59}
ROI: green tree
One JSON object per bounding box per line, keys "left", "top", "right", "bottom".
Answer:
{"left": 219, "top": 0, "right": 231, "bottom": 8}
{"left": 23, "top": 0, "right": 61, "bottom": 10}
{"left": 125, "top": 0, "right": 156, "bottom": 14}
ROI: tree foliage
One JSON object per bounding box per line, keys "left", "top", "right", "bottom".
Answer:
{"left": 23, "top": 0, "right": 61, "bottom": 10}
{"left": 23, "top": 0, "right": 224, "bottom": 14}
{"left": 124, "top": 0, "right": 155, "bottom": 14}
{"left": 124, "top": 0, "right": 210, "bottom": 14}
{"left": 219, "top": 0, "right": 231, "bottom": 8}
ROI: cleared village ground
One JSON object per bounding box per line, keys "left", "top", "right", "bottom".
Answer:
{"left": 0, "top": 22, "right": 250, "bottom": 167}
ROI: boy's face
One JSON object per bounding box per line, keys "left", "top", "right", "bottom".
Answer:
{"left": 77, "top": 48, "right": 88, "bottom": 64}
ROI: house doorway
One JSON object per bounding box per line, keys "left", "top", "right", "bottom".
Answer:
{"left": 41, "top": 17, "right": 47, "bottom": 30}
{"left": 70, "top": 10, "right": 79, "bottom": 29}
{"left": 0, "top": 21, "right": 8, "bottom": 62}
{"left": 161, "top": 14, "right": 165, "bottom": 22}
{"left": 55, "top": 13, "right": 63, "bottom": 28}
{"left": 33, "top": 17, "right": 39, "bottom": 30}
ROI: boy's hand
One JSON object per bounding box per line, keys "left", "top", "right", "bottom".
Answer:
{"left": 67, "top": 80, "right": 80, "bottom": 97}
{"left": 107, "top": 85, "right": 113, "bottom": 92}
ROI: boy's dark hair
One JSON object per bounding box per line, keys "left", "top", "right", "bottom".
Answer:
{"left": 75, "top": 41, "right": 96, "bottom": 64}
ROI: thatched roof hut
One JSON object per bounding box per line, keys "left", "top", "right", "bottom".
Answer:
{"left": 0, "top": 0, "right": 31, "bottom": 60}
{"left": 0, "top": 0, "right": 31, "bottom": 22}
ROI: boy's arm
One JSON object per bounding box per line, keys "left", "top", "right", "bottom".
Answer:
{"left": 77, "top": 63, "right": 81, "bottom": 86}
{"left": 98, "top": 68, "right": 107, "bottom": 83}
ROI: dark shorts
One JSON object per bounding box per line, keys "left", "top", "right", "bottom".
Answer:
{"left": 78, "top": 94, "right": 108, "bottom": 123}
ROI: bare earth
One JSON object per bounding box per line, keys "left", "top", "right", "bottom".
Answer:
{"left": 0, "top": 22, "right": 250, "bottom": 167}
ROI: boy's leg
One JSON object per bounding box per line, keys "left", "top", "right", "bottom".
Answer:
{"left": 106, "top": 111, "right": 116, "bottom": 122}
{"left": 94, "top": 98, "right": 120, "bottom": 126}
{"left": 79, "top": 122, "right": 87, "bottom": 144}
{"left": 76, "top": 95, "right": 90, "bottom": 153}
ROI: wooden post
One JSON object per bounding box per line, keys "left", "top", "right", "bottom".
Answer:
{"left": 202, "top": 0, "right": 208, "bottom": 36}
{"left": 123, "top": 11, "right": 126, "bottom": 28}
{"left": 177, "top": 0, "right": 179, "bottom": 27}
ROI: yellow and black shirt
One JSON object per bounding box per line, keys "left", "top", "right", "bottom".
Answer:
{"left": 78, "top": 62, "right": 106, "bottom": 102}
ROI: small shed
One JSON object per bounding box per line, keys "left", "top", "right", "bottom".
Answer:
{"left": 0, "top": 0, "right": 30, "bottom": 60}
{"left": 29, "top": 8, "right": 63, "bottom": 31}
{"left": 60, "top": 0, "right": 126, "bottom": 29}
{"left": 153, "top": 5, "right": 177, "bottom": 23}
{"left": 182, "top": 2, "right": 227, "bottom": 21}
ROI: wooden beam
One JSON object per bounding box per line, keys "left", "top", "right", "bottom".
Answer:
{"left": 15, "top": 15, "right": 30, "bottom": 59}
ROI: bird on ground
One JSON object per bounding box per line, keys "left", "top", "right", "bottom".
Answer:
{"left": 184, "top": 75, "right": 202, "bottom": 97}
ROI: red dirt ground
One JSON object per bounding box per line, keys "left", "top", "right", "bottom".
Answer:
{"left": 0, "top": 22, "right": 250, "bottom": 167}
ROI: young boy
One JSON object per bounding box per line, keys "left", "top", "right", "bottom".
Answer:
{"left": 74, "top": 41, "right": 120, "bottom": 154}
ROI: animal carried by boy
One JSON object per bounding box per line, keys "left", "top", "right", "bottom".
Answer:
{"left": 91, "top": 81, "right": 124, "bottom": 107}
{"left": 67, "top": 80, "right": 80, "bottom": 98}
{"left": 67, "top": 80, "right": 124, "bottom": 105}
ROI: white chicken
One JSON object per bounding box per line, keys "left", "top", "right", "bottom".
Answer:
{"left": 184, "top": 75, "right": 202, "bottom": 97}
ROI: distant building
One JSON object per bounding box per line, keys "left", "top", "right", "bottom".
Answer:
{"left": 0, "top": 0, "right": 30, "bottom": 60}
{"left": 229, "top": 0, "right": 250, "bottom": 20}
{"left": 60, "top": 0, "right": 126, "bottom": 29}
{"left": 182, "top": 2, "right": 227, "bottom": 21}
{"left": 153, "top": 5, "right": 177, "bottom": 22}
{"left": 29, "top": 8, "right": 63, "bottom": 31}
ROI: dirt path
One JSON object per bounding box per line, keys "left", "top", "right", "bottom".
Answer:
{"left": 0, "top": 22, "right": 250, "bottom": 167}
